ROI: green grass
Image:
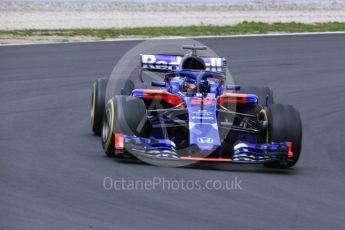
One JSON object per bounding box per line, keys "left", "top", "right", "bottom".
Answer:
{"left": 1, "top": 22, "right": 345, "bottom": 39}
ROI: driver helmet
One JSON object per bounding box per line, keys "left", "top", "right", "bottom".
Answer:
{"left": 183, "top": 78, "right": 197, "bottom": 92}
{"left": 183, "top": 77, "right": 209, "bottom": 93}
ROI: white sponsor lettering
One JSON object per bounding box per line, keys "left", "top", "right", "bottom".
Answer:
{"left": 197, "top": 137, "right": 214, "bottom": 144}
{"left": 192, "top": 116, "right": 214, "bottom": 120}
{"left": 141, "top": 54, "right": 182, "bottom": 70}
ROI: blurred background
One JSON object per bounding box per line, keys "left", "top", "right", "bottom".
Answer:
{"left": 1, "top": 0, "right": 345, "bottom": 29}
{"left": 1, "top": 0, "right": 345, "bottom": 43}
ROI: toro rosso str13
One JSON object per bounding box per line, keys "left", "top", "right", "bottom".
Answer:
{"left": 91, "top": 45, "right": 302, "bottom": 168}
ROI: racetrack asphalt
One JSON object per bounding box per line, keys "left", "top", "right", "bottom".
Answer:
{"left": 1, "top": 34, "right": 345, "bottom": 230}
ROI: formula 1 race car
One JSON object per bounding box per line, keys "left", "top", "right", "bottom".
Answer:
{"left": 91, "top": 45, "right": 302, "bottom": 168}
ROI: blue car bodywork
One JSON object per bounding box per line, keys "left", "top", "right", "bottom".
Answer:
{"left": 115, "top": 50, "right": 292, "bottom": 163}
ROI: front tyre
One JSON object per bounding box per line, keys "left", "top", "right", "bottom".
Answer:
{"left": 264, "top": 104, "right": 302, "bottom": 168}
{"left": 101, "top": 95, "right": 150, "bottom": 158}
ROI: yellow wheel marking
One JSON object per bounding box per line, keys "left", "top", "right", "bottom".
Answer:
{"left": 104, "top": 100, "right": 115, "bottom": 151}
{"left": 91, "top": 83, "right": 96, "bottom": 128}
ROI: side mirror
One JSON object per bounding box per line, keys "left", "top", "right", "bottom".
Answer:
{"left": 225, "top": 85, "right": 240, "bottom": 90}
{"left": 151, "top": 81, "right": 166, "bottom": 87}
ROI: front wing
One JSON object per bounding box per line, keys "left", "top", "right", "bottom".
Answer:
{"left": 115, "top": 133, "right": 293, "bottom": 164}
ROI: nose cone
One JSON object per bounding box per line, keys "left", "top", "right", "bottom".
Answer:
{"left": 185, "top": 96, "right": 221, "bottom": 153}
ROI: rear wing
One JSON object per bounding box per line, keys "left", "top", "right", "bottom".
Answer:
{"left": 140, "top": 54, "right": 227, "bottom": 73}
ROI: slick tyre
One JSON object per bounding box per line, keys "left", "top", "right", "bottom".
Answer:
{"left": 91, "top": 78, "right": 135, "bottom": 136}
{"left": 264, "top": 104, "right": 302, "bottom": 168}
{"left": 101, "top": 95, "right": 150, "bottom": 158}
{"left": 91, "top": 78, "right": 108, "bottom": 136}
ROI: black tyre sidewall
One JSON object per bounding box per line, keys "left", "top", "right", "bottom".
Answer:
{"left": 266, "top": 104, "right": 302, "bottom": 167}
{"left": 91, "top": 78, "right": 108, "bottom": 136}
{"left": 102, "top": 95, "right": 149, "bottom": 157}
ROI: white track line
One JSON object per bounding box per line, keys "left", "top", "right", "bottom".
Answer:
{"left": 1, "top": 31, "right": 345, "bottom": 47}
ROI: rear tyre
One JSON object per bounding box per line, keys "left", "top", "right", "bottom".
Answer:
{"left": 91, "top": 78, "right": 108, "bottom": 136}
{"left": 264, "top": 104, "right": 302, "bottom": 168}
{"left": 101, "top": 95, "right": 150, "bottom": 158}
{"left": 91, "top": 78, "right": 135, "bottom": 136}
{"left": 240, "top": 86, "right": 274, "bottom": 106}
